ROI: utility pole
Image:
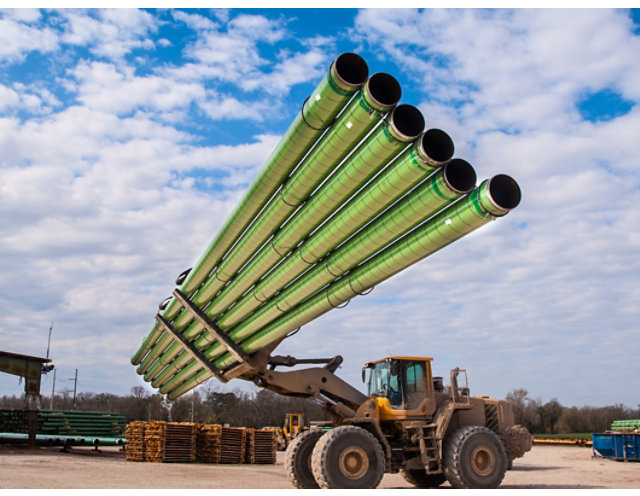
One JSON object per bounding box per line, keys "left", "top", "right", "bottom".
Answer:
{"left": 70, "top": 369, "right": 78, "bottom": 409}
{"left": 46, "top": 322, "right": 53, "bottom": 361}
{"left": 50, "top": 369, "right": 56, "bottom": 409}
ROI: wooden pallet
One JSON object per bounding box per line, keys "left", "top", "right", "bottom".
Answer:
{"left": 219, "top": 427, "right": 245, "bottom": 464}
{"left": 196, "top": 424, "right": 223, "bottom": 463}
{"left": 124, "top": 421, "right": 146, "bottom": 462}
{"left": 245, "top": 428, "right": 276, "bottom": 464}
{"left": 143, "top": 421, "right": 197, "bottom": 463}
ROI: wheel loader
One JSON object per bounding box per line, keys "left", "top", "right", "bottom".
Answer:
{"left": 276, "top": 354, "right": 531, "bottom": 489}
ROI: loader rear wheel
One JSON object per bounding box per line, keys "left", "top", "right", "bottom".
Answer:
{"left": 443, "top": 425, "right": 508, "bottom": 489}
{"left": 400, "top": 468, "right": 447, "bottom": 487}
{"left": 311, "top": 425, "right": 385, "bottom": 489}
{"left": 285, "top": 429, "right": 325, "bottom": 488}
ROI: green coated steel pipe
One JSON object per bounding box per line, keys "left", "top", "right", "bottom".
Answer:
{"left": 208, "top": 174, "right": 521, "bottom": 373}
{"left": 196, "top": 159, "right": 477, "bottom": 363}
{"left": 158, "top": 160, "right": 476, "bottom": 395}
{"left": 192, "top": 72, "right": 402, "bottom": 307}
{"left": 137, "top": 73, "right": 402, "bottom": 378}
{"left": 217, "top": 129, "right": 455, "bottom": 329}
{"left": 131, "top": 52, "right": 368, "bottom": 366}
{"left": 189, "top": 104, "right": 425, "bottom": 327}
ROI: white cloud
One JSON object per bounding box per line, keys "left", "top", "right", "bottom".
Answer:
{"left": 0, "top": 13, "right": 58, "bottom": 62}
{"left": 59, "top": 9, "right": 158, "bottom": 61}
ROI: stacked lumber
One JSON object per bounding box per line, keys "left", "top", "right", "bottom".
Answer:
{"left": 144, "top": 421, "right": 197, "bottom": 463}
{"left": 196, "top": 424, "right": 223, "bottom": 463}
{"left": 124, "top": 421, "right": 146, "bottom": 461}
{"left": 219, "top": 426, "right": 245, "bottom": 464}
{"left": 245, "top": 428, "right": 276, "bottom": 464}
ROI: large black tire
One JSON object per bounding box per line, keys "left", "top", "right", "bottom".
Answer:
{"left": 285, "top": 429, "right": 325, "bottom": 488}
{"left": 443, "top": 426, "right": 508, "bottom": 489}
{"left": 311, "top": 425, "right": 385, "bottom": 489}
{"left": 400, "top": 468, "right": 447, "bottom": 487}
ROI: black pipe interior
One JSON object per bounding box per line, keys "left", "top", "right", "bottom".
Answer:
{"left": 422, "top": 129, "right": 454, "bottom": 163}
{"left": 367, "top": 73, "right": 402, "bottom": 107}
{"left": 489, "top": 174, "right": 521, "bottom": 210}
{"left": 334, "top": 53, "right": 369, "bottom": 86}
{"left": 443, "top": 159, "right": 477, "bottom": 194}
{"left": 391, "top": 104, "right": 425, "bottom": 139}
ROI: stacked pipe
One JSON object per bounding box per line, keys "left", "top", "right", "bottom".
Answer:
{"left": 131, "top": 52, "right": 521, "bottom": 400}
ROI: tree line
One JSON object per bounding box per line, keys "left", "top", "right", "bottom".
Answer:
{"left": 0, "top": 384, "right": 328, "bottom": 428}
{"left": 506, "top": 388, "right": 640, "bottom": 434}
{"left": 1, "top": 385, "right": 638, "bottom": 434}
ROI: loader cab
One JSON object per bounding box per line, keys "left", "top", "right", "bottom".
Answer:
{"left": 363, "top": 356, "right": 436, "bottom": 419}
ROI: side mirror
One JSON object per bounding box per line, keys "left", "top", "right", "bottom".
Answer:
{"left": 362, "top": 367, "right": 366, "bottom": 383}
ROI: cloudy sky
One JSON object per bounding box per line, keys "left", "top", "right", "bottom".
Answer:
{"left": 1, "top": 8, "right": 638, "bottom": 408}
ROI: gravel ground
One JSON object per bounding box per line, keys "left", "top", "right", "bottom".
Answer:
{"left": 0, "top": 444, "right": 638, "bottom": 489}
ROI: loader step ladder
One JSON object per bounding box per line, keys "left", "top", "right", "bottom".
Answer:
{"left": 419, "top": 424, "right": 442, "bottom": 474}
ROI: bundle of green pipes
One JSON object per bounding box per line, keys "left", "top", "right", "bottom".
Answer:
{"left": 131, "top": 52, "right": 522, "bottom": 400}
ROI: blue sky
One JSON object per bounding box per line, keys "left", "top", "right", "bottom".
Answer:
{"left": 1, "top": 8, "right": 639, "bottom": 408}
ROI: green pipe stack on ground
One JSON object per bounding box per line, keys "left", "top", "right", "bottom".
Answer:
{"left": 130, "top": 52, "right": 522, "bottom": 402}
{"left": 131, "top": 53, "right": 368, "bottom": 366}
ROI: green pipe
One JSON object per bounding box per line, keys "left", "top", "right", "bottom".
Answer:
{"left": 192, "top": 72, "right": 402, "bottom": 307}
{"left": 158, "top": 160, "right": 476, "bottom": 395}
{"left": 167, "top": 369, "right": 213, "bottom": 400}
{"left": 136, "top": 73, "right": 402, "bottom": 377}
{"left": 197, "top": 160, "right": 477, "bottom": 363}
{"left": 131, "top": 53, "right": 368, "bottom": 366}
{"left": 190, "top": 104, "right": 424, "bottom": 328}
{"left": 209, "top": 175, "right": 521, "bottom": 373}
{"left": 218, "top": 129, "right": 455, "bottom": 329}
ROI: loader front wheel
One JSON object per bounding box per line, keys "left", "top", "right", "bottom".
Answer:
{"left": 400, "top": 468, "right": 447, "bottom": 487}
{"left": 311, "top": 425, "right": 385, "bottom": 489}
{"left": 443, "top": 425, "right": 508, "bottom": 489}
{"left": 285, "top": 429, "right": 325, "bottom": 488}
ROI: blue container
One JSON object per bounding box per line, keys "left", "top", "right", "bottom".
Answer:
{"left": 592, "top": 432, "right": 640, "bottom": 460}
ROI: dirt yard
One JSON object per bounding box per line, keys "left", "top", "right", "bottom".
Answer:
{"left": 0, "top": 444, "right": 638, "bottom": 489}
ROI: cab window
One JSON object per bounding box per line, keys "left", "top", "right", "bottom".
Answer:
{"left": 404, "top": 360, "right": 428, "bottom": 410}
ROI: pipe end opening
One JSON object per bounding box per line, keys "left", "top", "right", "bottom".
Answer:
{"left": 367, "top": 73, "right": 402, "bottom": 107}
{"left": 489, "top": 174, "right": 522, "bottom": 210}
{"left": 422, "top": 129, "right": 454, "bottom": 163}
{"left": 391, "top": 104, "right": 425, "bottom": 139}
{"left": 334, "top": 53, "right": 369, "bottom": 87}
{"left": 443, "top": 159, "right": 477, "bottom": 194}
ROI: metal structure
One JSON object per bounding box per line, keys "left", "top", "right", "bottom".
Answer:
{"left": 130, "top": 53, "right": 530, "bottom": 488}
{"left": 0, "top": 350, "right": 53, "bottom": 446}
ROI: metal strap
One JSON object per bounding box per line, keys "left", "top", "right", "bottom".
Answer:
{"left": 326, "top": 288, "right": 350, "bottom": 309}
{"left": 172, "top": 289, "right": 248, "bottom": 366}
{"left": 154, "top": 314, "right": 227, "bottom": 383}
{"left": 300, "top": 96, "right": 325, "bottom": 131}
{"left": 348, "top": 272, "right": 374, "bottom": 296}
